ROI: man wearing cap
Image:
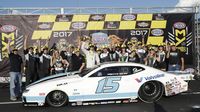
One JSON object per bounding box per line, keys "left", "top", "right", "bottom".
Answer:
{"left": 24, "top": 35, "right": 39, "bottom": 85}
{"left": 38, "top": 47, "right": 51, "bottom": 78}
{"left": 60, "top": 45, "right": 74, "bottom": 72}
{"left": 128, "top": 49, "right": 140, "bottom": 63}
{"left": 100, "top": 46, "right": 110, "bottom": 63}
{"left": 109, "top": 45, "right": 119, "bottom": 62}
{"left": 71, "top": 48, "right": 85, "bottom": 72}
{"left": 81, "top": 41, "right": 100, "bottom": 68}
{"left": 136, "top": 42, "right": 146, "bottom": 64}
{"left": 166, "top": 43, "right": 184, "bottom": 71}
{"left": 119, "top": 44, "right": 129, "bottom": 62}
{"left": 7, "top": 40, "right": 23, "bottom": 101}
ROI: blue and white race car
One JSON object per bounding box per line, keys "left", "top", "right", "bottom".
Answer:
{"left": 22, "top": 62, "right": 189, "bottom": 107}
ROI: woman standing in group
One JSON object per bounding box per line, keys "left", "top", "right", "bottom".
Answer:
{"left": 51, "top": 50, "right": 69, "bottom": 74}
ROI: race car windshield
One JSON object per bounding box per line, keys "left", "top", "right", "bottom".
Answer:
{"left": 79, "top": 67, "right": 98, "bottom": 77}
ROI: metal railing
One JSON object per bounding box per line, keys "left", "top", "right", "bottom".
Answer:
{"left": 0, "top": 7, "right": 197, "bottom": 15}
{"left": 195, "top": 6, "right": 200, "bottom": 75}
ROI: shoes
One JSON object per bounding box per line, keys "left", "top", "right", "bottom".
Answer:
{"left": 10, "top": 97, "right": 17, "bottom": 101}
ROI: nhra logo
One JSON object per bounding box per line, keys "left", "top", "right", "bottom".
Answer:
{"left": 38, "top": 23, "right": 51, "bottom": 29}
{"left": 173, "top": 22, "right": 186, "bottom": 29}
{"left": 0, "top": 25, "right": 17, "bottom": 32}
{"left": 151, "top": 29, "right": 164, "bottom": 36}
{"left": 135, "top": 74, "right": 164, "bottom": 83}
{"left": 71, "top": 22, "right": 86, "bottom": 29}
{"left": 122, "top": 14, "right": 136, "bottom": 21}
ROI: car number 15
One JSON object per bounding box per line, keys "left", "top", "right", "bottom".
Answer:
{"left": 96, "top": 77, "right": 121, "bottom": 94}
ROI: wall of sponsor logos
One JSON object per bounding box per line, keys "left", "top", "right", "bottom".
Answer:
{"left": 0, "top": 13, "right": 194, "bottom": 77}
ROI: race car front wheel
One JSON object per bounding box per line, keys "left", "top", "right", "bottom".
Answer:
{"left": 46, "top": 90, "right": 68, "bottom": 107}
{"left": 138, "top": 81, "right": 164, "bottom": 103}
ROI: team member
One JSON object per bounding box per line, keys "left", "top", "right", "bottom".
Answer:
{"left": 145, "top": 48, "right": 157, "bottom": 67}
{"left": 119, "top": 45, "right": 129, "bottom": 62}
{"left": 166, "top": 43, "right": 184, "bottom": 71}
{"left": 99, "top": 46, "right": 110, "bottom": 63}
{"left": 60, "top": 45, "right": 74, "bottom": 72}
{"left": 71, "top": 48, "right": 85, "bottom": 72}
{"left": 128, "top": 49, "right": 140, "bottom": 63}
{"left": 39, "top": 47, "right": 51, "bottom": 78}
{"left": 81, "top": 41, "right": 100, "bottom": 68}
{"left": 7, "top": 40, "right": 23, "bottom": 101}
{"left": 156, "top": 44, "right": 166, "bottom": 70}
{"left": 109, "top": 45, "right": 120, "bottom": 61}
{"left": 136, "top": 42, "right": 146, "bottom": 64}
{"left": 24, "top": 35, "right": 39, "bottom": 85}
{"left": 51, "top": 50, "right": 68, "bottom": 74}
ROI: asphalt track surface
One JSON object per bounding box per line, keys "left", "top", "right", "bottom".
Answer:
{"left": 0, "top": 81, "right": 200, "bottom": 112}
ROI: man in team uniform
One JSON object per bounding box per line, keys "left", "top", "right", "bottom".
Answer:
{"left": 71, "top": 48, "right": 85, "bottom": 72}
{"left": 167, "top": 44, "right": 184, "bottom": 71}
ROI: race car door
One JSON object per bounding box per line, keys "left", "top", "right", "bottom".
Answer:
{"left": 82, "top": 66, "right": 138, "bottom": 101}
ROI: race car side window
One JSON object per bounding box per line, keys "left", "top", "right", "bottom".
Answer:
{"left": 90, "top": 67, "right": 119, "bottom": 77}
{"left": 90, "top": 66, "right": 144, "bottom": 77}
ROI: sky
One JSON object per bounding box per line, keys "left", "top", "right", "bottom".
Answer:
{"left": 0, "top": 0, "right": 180, "bottom": 8}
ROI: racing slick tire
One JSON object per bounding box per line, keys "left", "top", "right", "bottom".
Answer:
{"left": 46, "top": 90, "right": 68, "bottom": 107}
{"left": 138, "top": 81, "right": 164, "bottom": 103}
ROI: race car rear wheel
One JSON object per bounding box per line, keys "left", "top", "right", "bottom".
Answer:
{"left": 46, "top": 90, "right": 68, "bottom": 107}
{"left": 138, "top": 81, "right": 164, "bottom": 103}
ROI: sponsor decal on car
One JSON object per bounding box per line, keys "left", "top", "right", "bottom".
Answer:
{"left": 57, "top": 82, "right": 68, "bottom": 86}
{"left": 123, "top": 100, "right": 130, "bottom": 103}
{"left": 173, "top": 22, "right": 186, "bottom": 29}
{"left": 151, "top": 29, "right": 164, "bottom": 36}
{"left": 135, "top": 74, "right": 165, "bottom": 83}
{"left": 0, "top": 25, "right": 17, "bottom": 32}
{"left": 135, "top": 77, "right": 143, "bottom": 83}
{"left": 39, "top": 93, "right": 45, "bottom": 96}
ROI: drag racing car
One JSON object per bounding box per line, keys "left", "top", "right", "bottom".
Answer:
{"left": 22, "top": 62, "right": 189, "bottom": 107}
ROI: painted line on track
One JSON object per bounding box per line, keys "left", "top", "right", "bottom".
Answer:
{"left": 181, "top": 91, "right": 200, "bottom": 95}
{"left": 0, "top": 101, "right": 22, "bottom": 105}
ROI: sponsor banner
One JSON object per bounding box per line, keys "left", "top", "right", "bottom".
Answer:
{"left": 0, "top": 13, "right": 195, "bottom": 78}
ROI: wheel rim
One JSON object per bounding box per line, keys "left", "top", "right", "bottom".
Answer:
{"left": 139, "top": 81, "right": 163, "bottom": 103}
{"left": 143, "top": 82, "right": 157, "bottom": 96}
{"left": 48, "top": 91, "right": 66, "bottom": 106}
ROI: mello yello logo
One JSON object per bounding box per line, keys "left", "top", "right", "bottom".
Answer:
{"left": 135, "top": 74, "right": 164, "bottom": 83}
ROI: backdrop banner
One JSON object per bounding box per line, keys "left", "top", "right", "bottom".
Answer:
{"left": 0, "top": 13, "right": 195, "bottom": 81}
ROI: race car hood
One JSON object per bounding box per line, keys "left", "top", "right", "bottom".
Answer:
{"left": 26, "top": 71, "right": 80, "bottom": 88}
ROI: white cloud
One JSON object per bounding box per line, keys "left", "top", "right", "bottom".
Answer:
{"left": 168, "top": 0, "right": 200, "bottom": 13}
{"left": 176, "top": 0, "right": 200, "bottom": 7}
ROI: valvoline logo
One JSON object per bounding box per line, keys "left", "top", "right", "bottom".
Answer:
{"left": 135, "top": 74, "right": 164, "bottom": 83}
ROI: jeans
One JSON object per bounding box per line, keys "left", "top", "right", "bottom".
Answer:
{"left": 10, "top": 72, "right": 22, "bottom": 98}
{"left": 168, "top": 64, "right": 180, "bottom": 71}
